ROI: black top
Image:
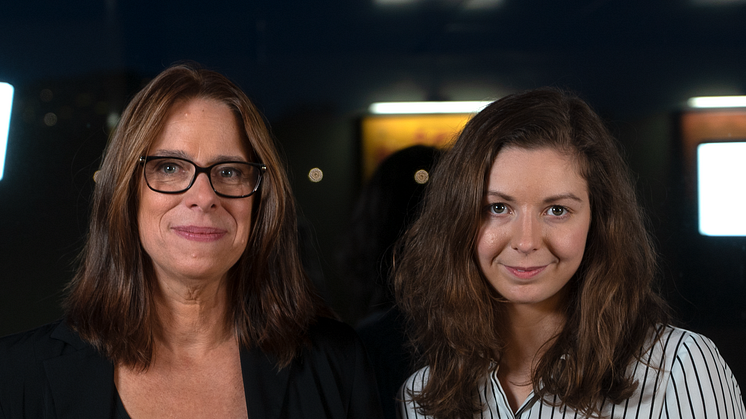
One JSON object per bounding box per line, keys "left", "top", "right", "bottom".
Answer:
{"left": 114, "top": 391, "right": 129, "bottom": 419}
{"left": 0, "top": 318, "right": 383, "bottom": 418}
{"left": 355, "top": 307, "right": 412, "bottom": 419}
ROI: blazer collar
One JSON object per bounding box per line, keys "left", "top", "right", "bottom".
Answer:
{"left": 240, "top": 346, "right": 291, "bottom": 419}
{"left": 41, "top": 322, "right": 289, "bottom": 419}
{"left": 44, "top": 321, "right": 116, "bottom": 418}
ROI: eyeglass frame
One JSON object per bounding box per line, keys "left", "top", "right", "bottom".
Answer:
{"left": 139, "top": 155, "right": 267, "bottom": 199}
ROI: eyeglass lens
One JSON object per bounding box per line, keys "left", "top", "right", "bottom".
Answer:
{"left": 144, "top": 158, "right": 261, "bottom": 197}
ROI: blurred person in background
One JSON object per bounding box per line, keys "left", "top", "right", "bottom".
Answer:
{"left": 337, "top": 145, "right": 440, "bottom": 419}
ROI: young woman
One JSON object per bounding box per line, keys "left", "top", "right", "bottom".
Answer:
{"left": 395, "top": 88, "right": 744, "bottom": 418}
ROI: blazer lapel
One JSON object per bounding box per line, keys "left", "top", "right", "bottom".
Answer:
{"left": 43, "top": 322, "right": 116, "bottom": 419}
{"left": 241, "top": 347, "right": 291, "bottom": 419}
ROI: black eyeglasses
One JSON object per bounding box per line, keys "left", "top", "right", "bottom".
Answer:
{"left": 139, "top": 156, "right": 266, "bottom": 198}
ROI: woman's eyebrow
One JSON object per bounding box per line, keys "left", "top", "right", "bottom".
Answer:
{"left": 149, "top": 149, "right": 189, "bottom": 158}
{"left": 147, "top": 150, "right": 247, "bottom": 163}
{"left": 543, "top": 193, "right": 584, "bottom": 204}
{"left": 213, "top": 154, "right": 248, "bottom": 162}
{"left": 485, "top": 191, "right": 515, "bottom": 202}
{"left": 485, "top": 191, "right": 584, "bottom": 204}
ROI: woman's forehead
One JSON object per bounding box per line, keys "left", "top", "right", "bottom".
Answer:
{"left": 487, "top": 147, "right": 588, "bottom": 198}
{"left": 146, "top": 98, "right": 252, "bottom": 160}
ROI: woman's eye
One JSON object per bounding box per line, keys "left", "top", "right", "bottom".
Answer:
{"left": 217, "top": 166, "right": 244, "bottom": 179}
{"left": 489, "top": 203, "right": 507, "bottom": 214}
{"left": 548, "top": 205, "right": 567, "bottom": 217}
{"left": 159, "top": 162, "right": 181, "bottom": 175}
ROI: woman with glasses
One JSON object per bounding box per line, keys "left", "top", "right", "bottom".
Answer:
{"left": 0, "top": 63, "right": 382, "bottom": 418}
{"left": 395, "top": 89, "right": 744, "bottom": 418}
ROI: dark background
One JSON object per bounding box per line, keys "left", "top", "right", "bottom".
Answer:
{"left": 1, "top": 0, "right": 745, "bottom": 387}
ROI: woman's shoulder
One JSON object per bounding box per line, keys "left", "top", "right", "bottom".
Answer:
{"left": 0, "top": 319, "right": 92, "bottom": 375}
{"left": 308, "top": 316, "right": 358, "bottom": 340}
{"left": 400, "top": 366, "right": 431, "bottom": 396}
{"left": 279, "top": 317, "right": 385, "bottom": 417}
{"left": 293, "top": 316, "right": 376, "bottom": 386}
{"left": 303, "top": 316, "right": 364, "bottom": 359}
{"left": 397, "top": 366, "right": 435, "bottom": 419}
{"left": 640, "top": 324, "right": 737, "bottom": 384}
{"left": 635, "top": 324, "right": 745, "bottom": 418}
{"left": 648, "top": 324, "right": 727, "bottom": 365}
{"left": 0, "top": 320, "right": 108, "bottom": 417}
{"left": 0, "top": 320, "right": 70, "bottom": 361}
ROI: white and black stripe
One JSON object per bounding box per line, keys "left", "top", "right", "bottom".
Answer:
{"left": 399, "top": 326, "right": 745, "bottom": 418}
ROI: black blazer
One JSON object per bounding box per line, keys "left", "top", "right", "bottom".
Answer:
{"left": 0, "top": 318, "right": 383, "bottom": 418}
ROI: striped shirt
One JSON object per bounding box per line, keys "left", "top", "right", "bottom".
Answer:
{"left": 399, "top": 326, "right": 745, "bottom": 418}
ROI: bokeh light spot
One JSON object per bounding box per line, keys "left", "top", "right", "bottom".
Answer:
{"left": 414, "top": 169, "right": 429, "bottom": 184}
{"left": 308, "top": 168, "right": 323, "bottom": 182}
{"left": 43, "top": 113, "right": 58, "bottom": 126}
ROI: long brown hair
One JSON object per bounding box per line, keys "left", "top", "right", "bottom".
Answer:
{"left": 394, "top": 88, "right": 670, "bottom": 418}
{"left": 65, "top": 63, "right": 327, "bottom": 369}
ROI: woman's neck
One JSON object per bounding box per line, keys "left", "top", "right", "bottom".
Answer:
{"left": 500, "top": 287, "right": 568, "bottom": 362}
{"left": 501, "top": 303, "right": 565, "bottom": 367}
{"left": 496, "top": 302, "right": 566, "bottom": 412}
{"left": 114, "top": 274, "right": 246, "bottom": 418}
{"left": 152, "top": 274, "right": 234, "bottom": 357}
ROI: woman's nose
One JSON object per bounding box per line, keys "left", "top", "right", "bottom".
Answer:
{"left": 184, "top": 172, "right": 219, "bottom": 210}
{"left": 511, "top": 214, "right": 540, "bottom": 254}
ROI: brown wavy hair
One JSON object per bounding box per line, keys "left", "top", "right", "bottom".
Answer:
{"left": 65, "top": 63, "right": 327, "bottom": 369}
{"left": 394, "top": 88, "right": 670, "bottom": 418}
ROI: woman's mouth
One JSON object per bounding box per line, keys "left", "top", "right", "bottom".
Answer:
{"left": 172, "top": 226, "right": 227, "bottom": 242}
{"left": 504, "top": 265, "right": 547, "bottom": 279}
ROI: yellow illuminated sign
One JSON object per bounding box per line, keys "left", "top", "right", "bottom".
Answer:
{"left": 360, "top": 113, "right": 472, "bottom": 179}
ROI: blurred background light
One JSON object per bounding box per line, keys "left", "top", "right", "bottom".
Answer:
{"left": 369, "top": 101, "right": 492, "bottom": 114}
{"left": 463, "top": 0, "right": 504, "bottom": 10}
{"left": 308, "top": 167, "right": 324, "bottom": 182}
{"left": 43, "top": 112, "right": 58, "bottom": 127}
{"left": 414, "top": 169, "right": 429, "bottom": 184}
{"left": 0, "top": 82, "right": 14, "bottom": 181}
{"left": 691, "top": 0, "right": 746, "bottom": 5}
{"left": 688, "top": 96, "right": 746, "bottom": 108}
{"left": 697, "top": 142, "right": 746, "bottom": 236}
{"left": 374, "top": 0, "right": 419, "bottom": 4}
{"left": 374, "top": 0, "right": 503, "bottom": 8}
{"left": 107, "top": 112, "right": 120, "bottom": 130}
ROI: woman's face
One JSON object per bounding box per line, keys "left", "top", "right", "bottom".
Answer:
{"left": 476, "top": 146, "right": 591, "bottom": 312}
{"left": 138, "top": 97, "right": 254, "bottom": 284}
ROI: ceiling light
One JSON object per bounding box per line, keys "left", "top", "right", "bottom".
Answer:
{"left": 687, "top": 96, "right": 746, "bottom": 109}
{"left": 369, "top": 101, "right": 492, "bottom": 114}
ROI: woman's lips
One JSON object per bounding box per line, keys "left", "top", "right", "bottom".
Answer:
{"left": 504, "top": 265, "right": 547, "bottom": 279}
{"left": 172, "top": 226, "right": 227, "bottom": 242}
